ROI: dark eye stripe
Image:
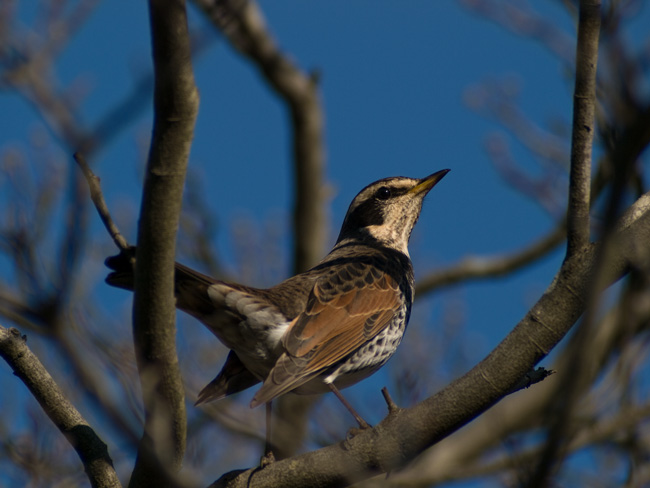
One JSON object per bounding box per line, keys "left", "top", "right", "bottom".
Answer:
{"left": 376, "top": 187, "right": 391, "bottom": 200}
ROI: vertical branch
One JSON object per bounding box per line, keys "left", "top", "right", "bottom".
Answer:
{"left": 533, "top": 4, "right": 601, "bottom": 484}
{"left": 566, "top": 0, "right": 601, "bottom": 257}
{"left": 290, "top": 80, "right": 326, "bottom": 274}
{"left": 193, "top": 0, "right": 327, "bottom": 273}
{"left": 130, "top": 0, "right": 199, "bottom": 486}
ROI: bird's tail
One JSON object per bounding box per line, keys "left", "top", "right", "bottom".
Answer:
{"left": 104, "top": 247, "right": 137, "bottom": 290}
{"left": 105, "top": 248, "right": 262, "bottom": 403}
{"left": 105, "top": 247, "right": 219, "bottom": 315}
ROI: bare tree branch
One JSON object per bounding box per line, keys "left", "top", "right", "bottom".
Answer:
{"left": 416, "top": 223, "right": 565, "bottom": 295}
{"left": 74, "top": 153, "right": 130, "bottom": 252}
{"left": 395, "top": 258, "right": 650, "bottom": 486}
{"left": 567, "top": 0, "right": 600, "bottom": 257}
{"left": 528, "top": 4, "right": 602, "bottom": 483}
{"left": 0, "top": 325, "right": 121, "bottom": 488}
{"left": 129, "top": 0, "right": 199, "bottom": 485}
{"left": 192, "top": 0, "right": 327, "bottom": 274}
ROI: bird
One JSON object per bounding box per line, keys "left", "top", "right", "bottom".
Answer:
{"left": 105, "top": 169, "right": 449, "bottom": 432}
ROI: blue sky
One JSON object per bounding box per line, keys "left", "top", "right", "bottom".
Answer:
{"left": 0, "top": 1, "right": 572, "bottom": 333}
{"left": 2, "top": 0, "right": 649, "bottom": 485}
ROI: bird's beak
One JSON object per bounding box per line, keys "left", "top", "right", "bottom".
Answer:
{"left": 409, "top": 169, "right": 450, "bottom": 195}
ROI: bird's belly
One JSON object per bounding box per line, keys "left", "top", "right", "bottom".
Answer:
{"left": 293, "top": 318, "right": 406, "bottom": 395}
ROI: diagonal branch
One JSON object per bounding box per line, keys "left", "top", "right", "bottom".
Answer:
{"left": 209, "top": 193, "right": 650, "bottom": 487}
{"left": 0, "top": 325, "right": 121, "bottom": 488}
{"left": 566, "top": 0, "right": 601, "bottom": 257}
{"left": 397, "top": 265, "right": 650, "bottom": 485}
{"left": 416, "top": 223, "right": 565, "bottom": 295}
{"left": 74, "top": 153, "right": 130, "bottom": 252}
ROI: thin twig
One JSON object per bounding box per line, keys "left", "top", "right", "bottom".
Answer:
{"left": 566, "top": 0, "right": 601, "bottom": 257}
{"left": 73, "top": 152, "right": 130, "bottom": 251}
{"left": 0, "top": 325, "right": 121, "bottom": 488}
{"left": 381, "top": 387, "right": 400, "bottom": 414}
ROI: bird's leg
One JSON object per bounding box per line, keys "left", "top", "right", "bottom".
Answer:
{"left": 260, "top": 401, "right": 276, "bottom": 467}
{"left": 328, "top": 383, "right": 371, "bottom": 430}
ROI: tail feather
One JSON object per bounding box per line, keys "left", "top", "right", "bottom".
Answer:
{"left": 105, "top": 247, "right": 136, "bottom": 290}
{"left": 105, "top": 248, "right": 264, "bottom": 403}
{"left": 195, "top": 350, "right": 260, "bottom": 405}
{"left": 105, "top": 248, "right": 219, "bottom": 314}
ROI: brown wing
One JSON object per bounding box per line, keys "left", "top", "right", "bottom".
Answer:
{"left": 250, "top": 266, "right": 401, "bottom": 407}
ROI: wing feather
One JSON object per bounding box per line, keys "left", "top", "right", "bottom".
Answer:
{"left": 250, "top": 265, "right": 402, "bottom": 406}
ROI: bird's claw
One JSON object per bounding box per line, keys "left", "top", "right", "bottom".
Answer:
{"left": 260, "top": 450, "right": 276, "bottom": 467}
{"left": 346, "top": 423, "right": 371, "bottom": 440}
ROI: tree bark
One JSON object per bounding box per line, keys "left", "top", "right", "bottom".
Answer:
{"left": 129, "top": 1, "right": 199, "bottom": 486}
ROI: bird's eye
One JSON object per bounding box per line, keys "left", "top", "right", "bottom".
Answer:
{"left": 376, "top": 187, "right": 391, "bottom": 200}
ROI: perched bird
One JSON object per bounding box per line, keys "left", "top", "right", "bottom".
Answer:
{"left": 106, "top": 169, "right": 449, "bottom": 428}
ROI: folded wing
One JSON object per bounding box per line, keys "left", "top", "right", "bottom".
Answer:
{"left": 250, "top": 264, "right": 401, "bottom": 407}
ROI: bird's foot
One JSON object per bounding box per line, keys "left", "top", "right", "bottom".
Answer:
{"left": 346, "top": 424, "right": 370, "bottom": 440}
{"left": 342, "top": 423, "right": 371, "bottom": 451}
{"left": 259, "top": 450, "right": 276, "bottom": 467}
{"left": 343, "top": 420, "right": 372, "bottom": 449}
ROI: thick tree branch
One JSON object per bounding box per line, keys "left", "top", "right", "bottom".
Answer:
{"left": 394, "top": 256, "right": 650, "bottom": 485}
{"left": 129, "top": 0, "right": 199, "bottom": 485}
{"left": 210, "top": 194, "right": 650, "bottom": 487}
{"left": 566, "top": 0, "right": 600, "bottom": 257}
{"left": 0, "top": 325, "right": 121, "bottom": 488}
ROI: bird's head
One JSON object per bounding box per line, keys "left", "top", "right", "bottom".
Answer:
{"left": 335, "top": 169, "right": 450, "bottom": 255}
